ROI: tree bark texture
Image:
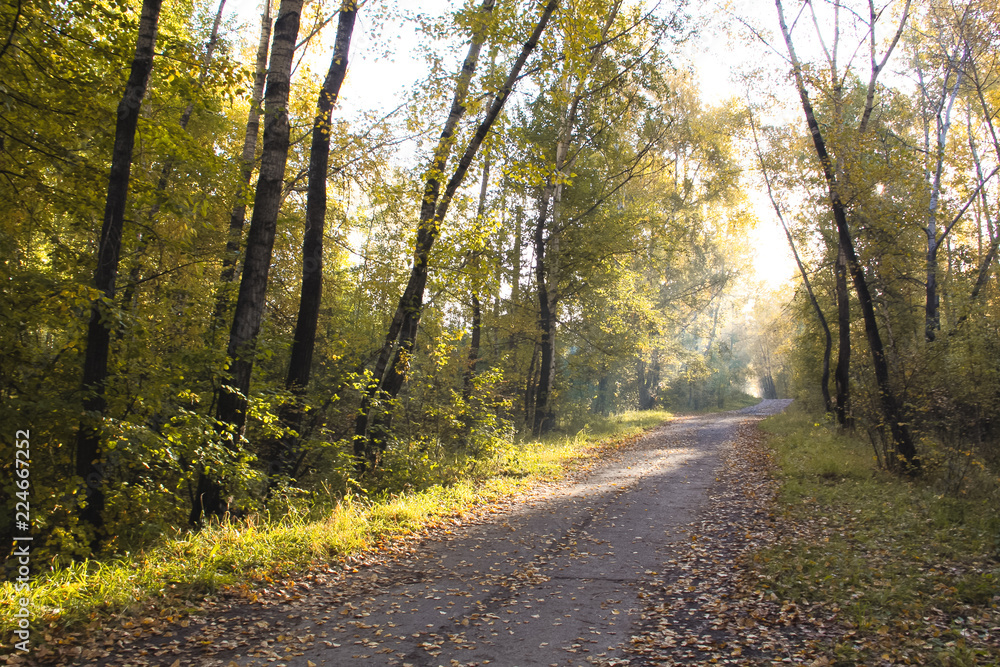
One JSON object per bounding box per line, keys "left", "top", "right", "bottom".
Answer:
{"left": 194, "top": 0, "right": 302, "bottom": 525}
{"left": 354, "top": 0, "right": 559, "bottom": 470}
{"left": 75, "top": 0, "right": 163, "bottom": 544}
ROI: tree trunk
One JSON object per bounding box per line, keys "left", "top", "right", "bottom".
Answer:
{"left": 121, "top": 0, "right": 227, "bottom": 313}
{"left": 266, "top": 2, "right": 357, "bottom": 481}
{"left": 918, "top": 44, "right": 966, "bottom": 342}
{"left": 463, "top": 153, "right": 491, "bottom": 399}
{"left": 776, "top": 0, "right": 917, "bottom": 468}
{"left": 463, "top": 293, "right": 482, "bottom": 400}
{"left": 193, "top": 0, "right": 303, "bottom": 525}
{"left": 213, "top": 0, "right": 272, "bottom": 330}
{"left": 532, "top": 187, "right": 556, "bottom": 435}
{"left": 524, "top": 341, "right": 539, "bottom": 428}
{"left": 353, "top": 0, "right": 558, "bottom": 470}
{"left": 531, "top": 4, "right": 620, "bottom": 436}
{"left": 510, "top": 201, "right": 522, "bottom": 310}
{"left": 834, "top": 243, "right": 851, "bottom": 425}
{"left": 75, "top": 0, "right": 163, "bottom": 547}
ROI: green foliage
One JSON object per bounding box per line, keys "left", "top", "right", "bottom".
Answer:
{"left": 0, "top": 0, "right": 761, "bottom": 574}
{"left": 0, "top": 406, "right": 672, "bottom": 639}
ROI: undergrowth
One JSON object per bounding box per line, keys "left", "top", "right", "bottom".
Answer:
{"left": 0, "top": 409, "right": 672, "bottom": 641}
{"left": 758, "top": 408, "right": 1000, "bottom": 666}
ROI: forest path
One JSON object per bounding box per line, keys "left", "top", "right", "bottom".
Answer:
{"left": 95, "top": 400, "right": 792, "bottom": 667}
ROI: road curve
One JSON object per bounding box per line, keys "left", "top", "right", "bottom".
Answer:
{"left": 283, "top": 400, "right": 792, "bottom": 667}
{"left": 88, "top": 400, "right": 791, "bottom": 667}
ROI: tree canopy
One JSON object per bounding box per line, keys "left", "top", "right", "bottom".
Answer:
{"left": 1, "top": 0, "right": 998, "bottom": 560}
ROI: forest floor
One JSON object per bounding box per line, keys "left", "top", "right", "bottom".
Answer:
{"left": 10, "top": 399, "right": 997, "bottom": 666}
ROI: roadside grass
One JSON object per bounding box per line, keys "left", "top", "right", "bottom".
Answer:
{"left": 757, "top": 408, "right": 1000, "bottom": 666}
{"left": 0, "top": 409, "right": 672, "bottom": 641}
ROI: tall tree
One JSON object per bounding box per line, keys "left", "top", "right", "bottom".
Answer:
{"left": 353, "top": 0, "right": 560, "bottom": 471}
{"left": 269, "top": 1, "right": 358, "bottom": 480}
{"left": 915, "top": 1, "right": 970, "bottom": 341}
{"left": 192, "top": 0, "right": 304, "bottom": 525}
{"left": 775, "top": 0, "right": 918, "bottom": 467}
{"left": 74, "top": 0, "right": 164, "bottom": 545}
{"left": 532, "top": 1, "right": 622, "bottom": 434}
{"left": 217, "top": 0, "right": 272, "bottom": 299}
{"left": 749, "top": 112, "right": 834, "bottom": 415}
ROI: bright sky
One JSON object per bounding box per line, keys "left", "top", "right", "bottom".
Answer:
{"left": 225, "top": 0, "right": 799, "bottom": 291}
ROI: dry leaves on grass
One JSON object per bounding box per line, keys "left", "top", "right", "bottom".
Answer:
{"left": 618, "top": 419, "right": 1000, "bottom": 667}
{"left": 619, "top": 420, "right": 839, "bottom": 666}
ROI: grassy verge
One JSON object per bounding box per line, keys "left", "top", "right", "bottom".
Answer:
{"left": 0, "top": 409, "right": 672, "bottom": 642}
{"left": 757, "top": 408, "right": 1000, "bottom": 666}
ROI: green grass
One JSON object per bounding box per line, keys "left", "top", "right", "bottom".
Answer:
{"left": 0, "top": 409, "right": 673, "bottom": 641}
{"left": 757, "top": 408, "right": 1000, "bottom": 666}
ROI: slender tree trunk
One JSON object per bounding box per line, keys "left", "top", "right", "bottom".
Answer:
{"left": 121, "top": 0, "right": 227, "bottom": 312}
{"left": 532, "top": 185, "right": 557, "bottom": 434}
{"left": 266, "top": 2, "right": 357, "bottom": 481}
{"left": 463, "top": 153, "right": 491, "bottom": 399}
{"left": 834, "top": 243, "right": 851, "bottom": 425}
{"left": 649, "top": 348, "right": 660, "bottom": 407}
{"left": 923, "top": 72, "right": 963, "bottom": 342}
{"left": 917, "top": 30, "right": 967, "bottom": 342}
{"left": 75, "top": 0, "right": 163, "bottom": 546}
{"left": 531, "top": 4, "right": 619, "bottom": 436}
{"left": 213, "top": 0, "right": 272, "bottom": 330}
{"left": 192, "top": 0, "right": 303, "bottom": 525}
{"left": 964, "top": 106, "right": 999, "bottom": 310}
{"left": 524, "top": 342, "right": 539, "bottom": 428}
{"left": 776, "top": 0, "right": 917, "bottom": 467}
{"left": 636, "top": 357, "right": 647, "bottom": 408}
{"left": 463, "top": 293, "right": 482, "bottom": 400}
{"left": 354, "top": 0, "right": 558, "bottom": 470}
{"left": 286, "top": 1, "right": 357, "bottom": 392}
{"left": 510, "top": 201, "right": 522, "bottom": 309}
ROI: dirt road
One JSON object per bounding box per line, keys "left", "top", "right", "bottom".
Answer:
{"left": 94, "top": 400, "right": 792, "bottom": 667}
